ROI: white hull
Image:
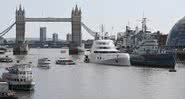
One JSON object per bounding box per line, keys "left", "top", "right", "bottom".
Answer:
{"left": 38, "top": 58, "right": 51, "bottom": 69}
{"left": 89, "top": 53, "right": 130, "bottom": 66}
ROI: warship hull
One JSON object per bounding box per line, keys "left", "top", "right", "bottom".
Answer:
{"left": 130, "top": 53, "right": 176, "bottom": 68}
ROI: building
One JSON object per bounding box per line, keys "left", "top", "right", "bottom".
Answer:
{"left": 166, "top": 16, "right": 185, "bottom": 48}
{"left": 66, "top": 33, "right": 72, "bottom": 42}
{"left": 166, "top": 16, "right": 185, "bottom": 61}
{"left": 40, "top": 27, "right": 47, "bottom": 42}
{"left": 52, "top": 33, "right": 58, "bottom": 42}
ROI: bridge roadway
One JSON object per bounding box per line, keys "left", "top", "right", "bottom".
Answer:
{"left": 25, "top": 18, "right": 72, "bottom": 22}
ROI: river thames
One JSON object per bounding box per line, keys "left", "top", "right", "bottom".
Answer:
{"left": 0, "top": 48, "right": 185, "bottom": 99}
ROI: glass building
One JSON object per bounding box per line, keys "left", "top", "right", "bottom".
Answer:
{"left": 166, "top": 17, "right": 185, "bottom": 48}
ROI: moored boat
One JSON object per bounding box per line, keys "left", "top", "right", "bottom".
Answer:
{"left": 130, "top": 39, "right": 176, "bottom": 68}
{"left": 37, "top": 58, "right": 51, "bottom": 69}
{"left": 2, "top": 61, "right": 35, "bottom": 91}
{"left": 56, "top": 58, "right": 76, "bottom": 65}
{"left": 130, "top": 53, "right": 176, "bottom": 68}
{"left": 85, "top": 39, "right": 130, "bottom": 66}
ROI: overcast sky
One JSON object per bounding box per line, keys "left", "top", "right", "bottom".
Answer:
{"left": 0, "top": 0, "right": 184, "bottom": 40}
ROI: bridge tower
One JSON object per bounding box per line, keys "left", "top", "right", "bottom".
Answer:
{"left": 71, "top": 5, "right": 82, "bottom": 47}
{"left": 69, "top": 5, "right": 83, "bottom": 54}
{"left": 13, "top": 5, "right": 28, "bottom": 55}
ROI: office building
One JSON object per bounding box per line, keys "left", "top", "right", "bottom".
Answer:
{"left": 66, "top": 33, "right": 72, "bottom": 42}
{"left": 40, "top": 27, "right": 47, "bottom": 42}
{"left": 52, "top": 33, "right": 58, "bottom": 42}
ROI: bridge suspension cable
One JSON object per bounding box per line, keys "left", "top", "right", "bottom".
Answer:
{"left": 81, "top": 22, "right": 100, "bottom": 39}
{"left": 0, "top": 22, "right": 16, "bottom": 37}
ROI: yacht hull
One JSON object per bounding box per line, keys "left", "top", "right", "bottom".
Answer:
{"left": 89, "top": 53, "right": 130, "bottom": 66}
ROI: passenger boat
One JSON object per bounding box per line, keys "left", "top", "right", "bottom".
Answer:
{"left": 84, "top": 39, "right": 130, "bottom": 66}
{"left": 2, "top": 61, "right": 35, "bottom": 91}
{"left": 56, "top": 58, "right": 76, "bottom": 65}
{"left": 0, "top": 56, "right": 13, "bottom": 63}
{"left": 37, "top": 58, "right": 51, "bottom": 69}
{"left": 0, "top": 81, "right": 18, "bottom": 99}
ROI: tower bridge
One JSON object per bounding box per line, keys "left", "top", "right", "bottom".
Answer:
{"left": 25, "top": 18, "right": 72, "bottom": 22}
{"left": 0, "top": 4, "right": 97, "bottom": 55}
{"left": 14, "top": 4, "right": 82, "bottom": 55}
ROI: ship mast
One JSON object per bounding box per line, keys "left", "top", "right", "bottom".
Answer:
{"left": 142, "top": 17, "right": 147, "bottom": 33}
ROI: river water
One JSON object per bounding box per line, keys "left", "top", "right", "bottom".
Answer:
{"left": 0, "top": 48, "right": 185, "bottom": 99}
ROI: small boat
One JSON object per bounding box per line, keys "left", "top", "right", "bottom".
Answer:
{"left": 0, "top": 82, "right": 18, "bottom": 99}
{"left": 56, "top": 58, "right": 76, "bottom": 65}
{"left": 0, "top": 56, "right": 13, "bottom": 63}
{"left": 37, "top": 58, "right": 51, "bottom": 69}
{"left": 2, "top": 61, "right": 35, "bottom": 91}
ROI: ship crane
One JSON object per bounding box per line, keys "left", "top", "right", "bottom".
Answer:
{"left": 81, "top": 22, "right": 100, "bottom": 40}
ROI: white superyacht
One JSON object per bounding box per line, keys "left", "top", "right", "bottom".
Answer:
{"left": 85, "top": 39, "right": 130, "bottom": 66}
